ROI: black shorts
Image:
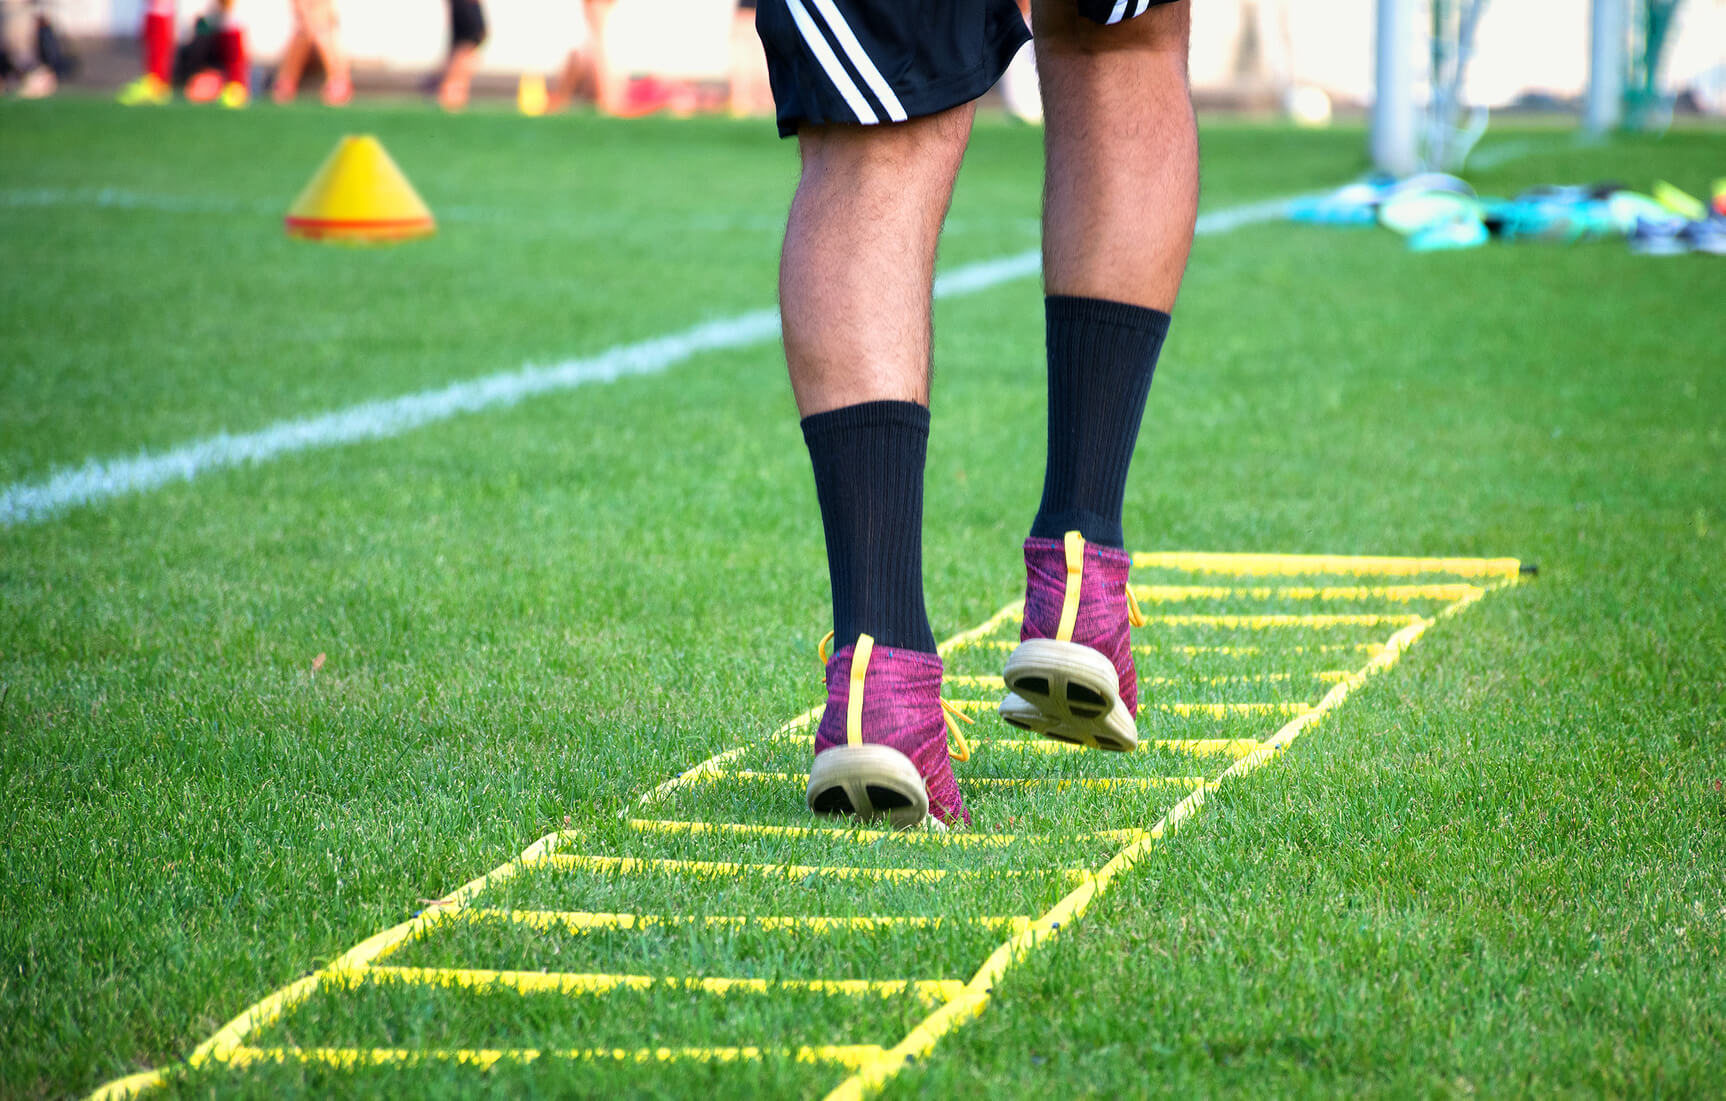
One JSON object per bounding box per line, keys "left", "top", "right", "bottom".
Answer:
{"left": 755, "top": 0, "right": 1029, "bottom": 138}
{"left": 450, "top": 0, "right": 486, "bottom": 47}
{"left": 754, "top": 0, "right": 1178, "bottom": 138}
{"left": 1076, "top": 0, "right": 1181, "bottom": 23}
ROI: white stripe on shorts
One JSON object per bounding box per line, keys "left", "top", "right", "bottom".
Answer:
{"left": 808, "top": 0, "right": 908, "bottom": 123}
{"left": 1105, "top": 0, "right": 1130, "bottom": 23}
{"left": 785, "top": 0, "right": 878, "bottom": 124}
{"left": 1133, "top": 0, "right": 1152, "bottom": 17}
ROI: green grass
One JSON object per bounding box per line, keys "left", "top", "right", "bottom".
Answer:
{"left": 3, "top": 95, "right": 1724, "bottom": 1100}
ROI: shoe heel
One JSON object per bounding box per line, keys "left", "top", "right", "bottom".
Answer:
{"left": 807, "top": 745, "right": 929, "bottom": 830}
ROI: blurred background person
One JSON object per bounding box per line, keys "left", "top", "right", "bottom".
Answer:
{"left": 436, "top": 0, "right": 485, "bottom": 110}
{"left": 178, "top": 1, "right": 249, "bottom": 106}
{"left": 539, "top": 0, "right": 680, "bottom": 118}
{"left": 117, "top": 0, "right": 247, "bottom": 107}
{"left": 726, "top": 0, "right": 771, "bottom": 117}
{"left": 1, "top": 0, "right": 76, "bottom": 98}
{"left": 115, "top": 0, "right": 174, "bottom": 103}
{"left": 271, "top": 0, "right": 351, "bottom": 105}
{"left": 539, "top": 0, "right": 608, "bottom": 112}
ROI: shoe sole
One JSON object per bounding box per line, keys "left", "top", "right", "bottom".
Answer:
{"left": 1000, "top": 638, "right": 1138, "bottom": 752}
{"left": 806, "top": 744, "right": 930, "bottom": 831}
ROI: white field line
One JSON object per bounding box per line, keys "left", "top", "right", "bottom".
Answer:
{"left": 0, "top": 187, "right": 1030, "bottom": 237}
{"left": 0, "top": 195, "right": 1297, "bottom": 529}
{"left": 0, "top": 187, "right": 278, "bottom": 216}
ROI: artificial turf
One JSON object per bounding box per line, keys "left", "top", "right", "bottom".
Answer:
{"left": 2, "top": 96, "right": 1723, "bottom": 1100}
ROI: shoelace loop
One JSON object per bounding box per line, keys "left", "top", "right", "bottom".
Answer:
{"left": 817, "top": 630, "right": 973, "bottom": 763}
{"left": 940, "top": 698, "right": 974, "bottom": 763}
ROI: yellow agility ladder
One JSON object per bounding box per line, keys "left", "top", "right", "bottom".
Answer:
{"left": 88, "top": 549, "right": 1527, "bottom": 1100}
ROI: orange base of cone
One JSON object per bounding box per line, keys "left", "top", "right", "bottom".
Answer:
{"left": 284, "top": 215, "right": 437, "bottom": 243}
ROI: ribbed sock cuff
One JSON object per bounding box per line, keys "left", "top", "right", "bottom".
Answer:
{"left": 1030, "top": 295, "right": 1170, "bottom": 549}
{"left": 802, "top": 400, "right": 936, "bottom": 654}
{"left": 800, "top": 399, "right": 931, "bottom": 443}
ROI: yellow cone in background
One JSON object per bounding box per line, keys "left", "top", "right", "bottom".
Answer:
{"left": 284, "top": 135, "right": 435, "bottom": 244}
{"left": 518, "top": 73, "right": 549, "bottom": 116}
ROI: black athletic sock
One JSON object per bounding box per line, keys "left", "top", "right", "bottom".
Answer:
{"left": 1029, "top": 295, "right": 1171, "bottom": 549}
{"left": 802, "top": 400, "right": 938, "bottom": 655}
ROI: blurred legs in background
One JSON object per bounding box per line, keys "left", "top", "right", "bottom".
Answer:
{"left": 437, "top": 0, "right": 485, "bottom": 110}
{"left": 117, "top": 0, "right": 175, "bottom": 103}
{"left": 1, "top": 0, "right": 76, "bottom": 98}
{"left": 545, "top": 0, "right": 614, "bottom": 112}
{"left": 273, "top": 0, "right": 351, "bottom": 105}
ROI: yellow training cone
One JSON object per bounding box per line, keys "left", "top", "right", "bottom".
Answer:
{"left": 284, "top": 135, "right": 435, "bottom": 244}
{"left": 518, "top": 72, "right": 549, "bottom": 116}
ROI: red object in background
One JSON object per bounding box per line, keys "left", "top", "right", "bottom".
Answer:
{"left": 615, "top": 76, "right": 673, "bottom": 119}
{"left": 184, "top": 68, "right": 221, "bottom": 101}
{"left": 142, "top": 5, "right": 174, "bottom": 83}
{"left": 219, "top": 25, "right": 247, "bottom": 86}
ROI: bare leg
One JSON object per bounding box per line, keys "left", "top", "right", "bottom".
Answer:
{"left": 1032, "top": 0, "right": 1197, "bottom": 311}
{"left": 781, "top": 105, "right": 976, "bottom": 417}
{"left": 273, "top": 30, "right": 310, "bottom": 100}
{"left": 551, "top": 48, "right": 592, "bottom": 107}
{"left": 310, "top": 28, "right": 351, "bottom": 98}
{"left": 584, "top": 0, "right": 634, "bottom": 114}
{"left": 439, "top": 42, "right": 479, "bottom": 109}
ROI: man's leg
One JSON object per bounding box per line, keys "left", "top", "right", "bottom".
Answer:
{"left": 754, "top": 0, "right": 1025, "bottom": 826}
{"left": 783, "top": 106, "right": 975, "bottom": 656}
{"left": 1000, "top": 0, "right": 1197, "bottom": 752}
{"left": 1031, "top": 0, "right": 1195, "bottom": 546}
{"left": 781, "top": 108, "right": 978, "bottom": 827}
{"left": 783, "top": 108, "right": 974, "bottom": 418}
{"left": 1036, "top": 0, "right": 1197, "bottom": 312}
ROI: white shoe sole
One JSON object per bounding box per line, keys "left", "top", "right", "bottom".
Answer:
{"left": 999, "top": 637, "right": 1138, "bottom": 752}
{"left": 806, "top": 744, "right": 932, "bottom": 831}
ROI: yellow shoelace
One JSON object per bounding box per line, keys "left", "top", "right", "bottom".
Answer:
{"left": 816, "top": 630, "right": 972, "bottom": 763}
{"left": 1061, "top": 531, "right": 1148, "bottom": 635}
{"left": 1127, "top": 584, "right": 1147, "bottom": 628}
{"left": 939, "top": 698, "right": 974, "bottom": 763}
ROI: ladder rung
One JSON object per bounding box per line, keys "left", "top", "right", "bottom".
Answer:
{"left": 336, "top": 965, "right": 964, "bottom": 1005}
{"left": 1128, "top": 583, "right": 1482, "bottom": 603}
{"left": 1142, "top": 613, "right": 1423, "bottom": 628}
{"left": 222, "top": 1044, "right": 886, "bottom": 1070}
{"left": 532, "top": 852, "right": 1088, "bottom": 883}
{"left": 943, "top": 672, "right": 1347, "bottom": 690}
{"left": 689, "top": 769, "right": 1212, "bottom": 793}
{"left": 965, "top": 775, "right": 1212, "bottom": 792}
{"left": 941, "top": 698, "right": 1311, "bottom": 717}
{"left": 625, "top": 819, "right": 1149, "bottom": 847}
{"left": 625, "top": 817, "right": 1022, "bottom": 847}
{"left": 760, "top": 733, "right": 1260, "bottom": 759}
{"left": 951, "top": 640, "right": 1379, "bottom": 655}
{"left": 1129, "top": 549, "right": 1522, "bottom": 579}
{"left": 451, "top": 908, "right": 1033, "bottom": 935}
{"left": 974, "top": 737, "right": 1261, "bottom": 758}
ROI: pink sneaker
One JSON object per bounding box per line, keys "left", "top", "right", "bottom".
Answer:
{"left": 807, "top": 633, "right": 972, "bottom": 830}
{"left": 1000, "top": 531, "right": 1145, "bottom": 751}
